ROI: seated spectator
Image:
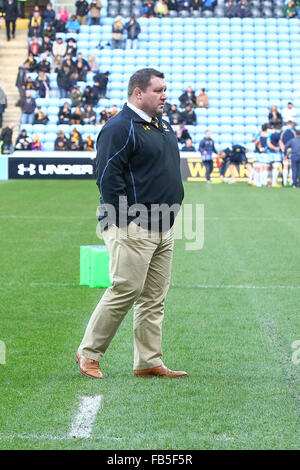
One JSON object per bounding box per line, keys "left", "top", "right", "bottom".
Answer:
{"left": 33, "top": 106, "right": 49, "bottom": 124}
{"left": 58, "top": 102, "right": 72, "bottom": 124}
{"left": 28, "top": 11, "right": 43, "bottom": 38}
{"left": 196, "top": 88, "right": 209, "bottom": 108}
{"left": 82, "top": 85, "right": 98, "bottom": 106}
{"left": 37, "top": 55, "right": 51, "bottom": 73}
{"left": 87, "top": 54, "right": 99, "bottom": 74}
{"left": 173, "top": 122, "right": 191, "bottom": 144}
{"left": 42, "top": 2, "right": 56, "bottom": 28}
{"left": 55, "top": 130, "right": 69, "bottom": 150}
{"left": 69, "top": 128, "right": 83, "bottom": 150}
{"left": 110, "top": 104, "right": 119, "bottom": 117}
{"left": 112, "top": 16, "right": 124, "bottom": 50}
{"left": 84, "top": 135, "right": 95, "bottom": 151}
{"left": 167, "top": 0, "right": 179, "bottom": 12}
{"left": 181, "top": 138, "right": 196, "bottom": 152}
{"left": 282, "top": 102, "right": 297, "bottom": 124}
{"left": 52, "top": 54, "right": 63, "bottom": 73}
{"left": 284, "top": 0, "right": 298, "bottom": 18}
{"left": 154, "top": 0, "right": 168, "bottom": 17}
{"left": 168, "top": 104, "right": 182, "bottom": 124}
{"left": 76, "top": 53, "right": 90, "bottom": 81}
{"left": 179, "top": 86, "right": 197, "bottom": 109}
{"left": 40, "top": 35, "right": 53, "bottom": 55}
{"left": 268, "top": 105, "right": 283, "bottom": 128}
{"left": 29, "top": 37, "right": 41, "bottom": 56}
{"left": 66, "top": 37, "right": 77, "bottom": 57}
{"left": 181, "top": 104, "right": 197, "bottom": 125}
{"left": 43, "top": 24, "right": 56, "bottom": 41}
{"left": 34, "top": 71, "right": 50, "bottom": 98}
{"left": 57, "top": 64, "right": 76, "bottom": 98}
{"left": 26, "top": 52, "right": 38, "bottom": 72}
{"left": 82, "top": 104, "right": 97, "bottom": 124}
{"left": 177, "top": 0, "right": 191, "bottom": 12}
{"left": 71, "top": 105, "right": 83, "bottom": 124}
{"left": 99, "top": 106, "right": 111, "bottom": 123}
{"left": 70, "top": 86, "right": 83, "bottom": 107}
{"left": 190, "top": 0, "right": 202, "bottom": 11}
{"left": 15, "top": 129, "right": 32, "bottom": 150}
{"left": 202, "top": 0, "right": 217, "bottom": 11}
{"left": 31, "top": 134, "right": 42, "bottom": 151}
{"left": 75, "top": 0, "right": 90, "bottom": 25}
{"left": 66, "top": 15, "right": 80, "bottom": 33}
{"left": 140, "top": 1, "right": 155, "bottom": 17}
{"left": 54, "top": 14, "right": 67, "bottom": 33}
{"left": 89, "top": 0, "right": 103, "bottom": 26}
{"left": 235, "top": 0, "right": 251, "bottom": 18}
{"left": 63, "top": 53, "right": 77, "bottom": 76}
{"left": 224, "top": 0, "right": 237, "bottom": 18}
{"left": 56, "top": 5, "right": 69, "bottom": 24}
{"left": 52, "top": 37, "right": 67, "bottom": 58}
{"left": 93, "top": 71, "right": 110, "bottom": 99}
{"left": 25, "top": 76, "right": 36, "bottom": 91}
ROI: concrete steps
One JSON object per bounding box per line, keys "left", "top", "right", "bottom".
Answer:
{"left": 0, "top": 19, "right": 29, "bottom": 142}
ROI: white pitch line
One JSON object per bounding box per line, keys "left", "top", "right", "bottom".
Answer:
{"left": 69, "top": 395, "right": 102, "bottom": 439}
{"left": 171, "top": 284, "right": 300, "bottom": 290}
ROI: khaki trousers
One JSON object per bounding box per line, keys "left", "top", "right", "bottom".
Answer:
{"left": 78, "top": 222, "right": 174, "bottom": 370}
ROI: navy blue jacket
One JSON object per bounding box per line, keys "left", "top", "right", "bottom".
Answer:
{"left": 199, "top": 137, "right": 217, "bottom": 160}
{"left": 285, "top": 137, "right": 300, "bottom": 159}
{"left": 95, "top": 103, "right": 184, "bottom": 230}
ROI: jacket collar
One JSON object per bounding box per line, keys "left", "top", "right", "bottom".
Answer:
{"left": 122, "top": 103, "right": 161, "bottom": 125}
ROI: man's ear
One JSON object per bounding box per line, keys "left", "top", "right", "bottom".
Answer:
{"left": 134, "top": 87, "right": 142, "bottom": 101}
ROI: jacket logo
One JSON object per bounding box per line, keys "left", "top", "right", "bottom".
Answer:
{"left": 162, "top": 123, "right": 170, "bottom": 132}
{"left": 143, "top": 125, "right": 151, "bottom": 131}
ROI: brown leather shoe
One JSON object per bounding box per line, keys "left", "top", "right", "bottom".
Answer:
{"left": 134, "top": 364, "right": 187, "bottom": 378}
{"left": 75, "top": 351, "right": 104, "bottom": 379}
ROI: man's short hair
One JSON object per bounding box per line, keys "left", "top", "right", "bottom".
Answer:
{"left": 127, "top": 68, "right": 164, "bottom": 97}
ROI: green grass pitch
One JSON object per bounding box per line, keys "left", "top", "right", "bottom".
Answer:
{"left": 0, "top": 180, "right": 299, "bottom": 450}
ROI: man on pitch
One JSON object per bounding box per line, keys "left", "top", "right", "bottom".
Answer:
{"left": 76, "top": 68, "right": 187, "bottom": 378}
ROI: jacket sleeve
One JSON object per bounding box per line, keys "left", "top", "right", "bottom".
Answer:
{"left": 95, "top": 120, "right": 135, "bottom": 207}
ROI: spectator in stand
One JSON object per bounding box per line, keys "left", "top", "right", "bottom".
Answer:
{"left": 82, "top": 104, "right": 96, "bottom": 124}
{"left": 20, "top": 89, "right": 36, "bottom": 125}
{"left": 66, "top": 37, "right": 78, "bottom": 57}
{"left": 181, "top": 138, "right": 196, "bottom": 152}
{"left": 224, "top": 0, "right": 237, "bottom": 18}
{"left": 56, "top": 5, "right": 69, "bottom": 24}
{"left": 99, "top": 106, "right": 111, "bottom": 123}
{"left": 43, "top": 23, "right": 56, "bottom": 41}
{"left": 28, "top": 11, "right": 43, "bottom": 38}
{"left": 84, "top": 135, "right": 95, "bottom": 151}
{"left": 58, "top": 102, "right": 72, "bottom": 124}
{"left": 63, "top": 52, "right": 77, "bottom": 73}
{"left": 66, "top": 15, "right": 80, "bottom": 34}
{"left": 181, "top": 104, "right": 197, "bottom": 125}
{"left": 191, "top": 0, "right": 202, "bottom": 11}
{"left": 168, "top": 104, "right": 182, "bottom": 124}
{"left": 235, "top": 0, "right": 251, "bottom": 17}
{"left": 31, "top": 134, "right": 42, "bottom": 151}
{"left": 17, "top": 0, "right": 26, "bottom": 19}
{"left": 42, "top": 2, "right": 56, "bottom": 28}
{"left": 52, "top": 54, "right": 63, "bottom": 73}
{"left": 3, "top": 0, "right": 19, "bottom": 41}
{"left": 71, "top": 105, "right": 83, "bottom": 125}
{"left": 15, "top": 61, "right": 29, "bottom": 105}
{"left": 93, "top": 71, "right": 110, "bottom": 99}
{"left": 110, "top": 104, "right": 119, "bottom": 117}
{"left": 199, "top": 129, "right": 218, "bottom": 183}
{"left": 282, "top": 102, "right": 297, "bottom": 125}
{"left": 0, "top": 123, "right": 15, "bottom": 153}
{"left": 89, "top": 0, "right": 103, "bottom": 26}
{"left": 202, "top": 0, "right": 217, "bottom": 11}
{"left": 40, "top": 35, "right": 53, "bottom": 55}
{"left": 0, "top": 86, "right": 7, "bottom": 129}
{"left": 88, "top": 54, "right": 99, "bottom": 74}
{"left": 125, "top": 16, "right": 141, "bottom": 50}
{"left": 179, "top": 86, "right": 197, "bottom": 109}
{"left": 24, "top": 76, "right": 35, "bottom": 91}
{"left": 196, "top": 88, "right": 209, "bottom": 108}
{"left": 15, "top": 129, "right": 32, "bottom": 150}
{"left": 55, "top": 130, "right": 69, "bottom": 150}
{"left": 140, "top": 1, "right": 155, "bottom": 17}
{"left": 75, "top": 56, "right": 90, "bottom": 81}
{"left": 54, "top": 11, "right": 67, "bottom": 33}
{"left": 70, "top": 86, "right": 83, "bottom": 107}
{"left": 284, "top": 0, "right": 298, "bottom": 18}
{"left": 154, "top": 0, "right": 168, "bottom": 16}
{"left": 57, "top": 65, "right": 72, "bottom": 99}
{"left": 26, "top": 52, "right": 38, "bottom": 72}
{"left": 52, "top": 37, "right": 67, "bottom": 58}
{"left": 112, "top": 16, "right": 124, "bottom": 50}
{"left": 29, "top": 36, "right": 40, "bottom": 56}
{"left": 268, "top": 105, "right": 283, "bottom": 128}
{"left": 75, "top": 0, "right": 89, "bottom": 25}
{"left": 37, "top": 55, "right": 51, "bottom": 73}
{"left": 177, "top": 0, "right": 191, "bottom": 13}
{"left": 82, "top": 85, "right": 98, "bottom": 106}
{"left": 35, "top": 71, "right": 50, "bottom": 98}
{"left": 33, "top": 106, "right": 49, "bottom": 124}
{"left": 69, "top": 128, "right": 83, "bottom": 150}
{"left": 173, "top": 122, "right": 191, "bottom": 144}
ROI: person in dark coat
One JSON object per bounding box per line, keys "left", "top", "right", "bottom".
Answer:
{"left": 3, "top": 0, "right": 19, "bottom": 41}
{"left": 125, "top": 16, "right": 141, "bottom": 49}
{"left": 93, "top": 71, "right": 110, "bottom": 99}
{"left": 285, "top": 129, "right": 300, "bottom": 187}
{"left": 179, "top": 86, "right": 197, "bottom": 109}
{"left": 0, "top": 123, "right": 15, "bottom": 153}
{"left": 0, "top": 86, "right": 7, "bottom": 128}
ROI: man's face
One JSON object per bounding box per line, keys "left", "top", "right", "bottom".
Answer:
{"left": 206, "top": 131, "right": 211, "bottom": 139}
{"left": 138, "top": 76, "right": 167, "bottom": 117}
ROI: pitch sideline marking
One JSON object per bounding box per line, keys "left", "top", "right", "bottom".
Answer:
{"left": 69, "top": 395, "right": 102, "bottom": 439}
